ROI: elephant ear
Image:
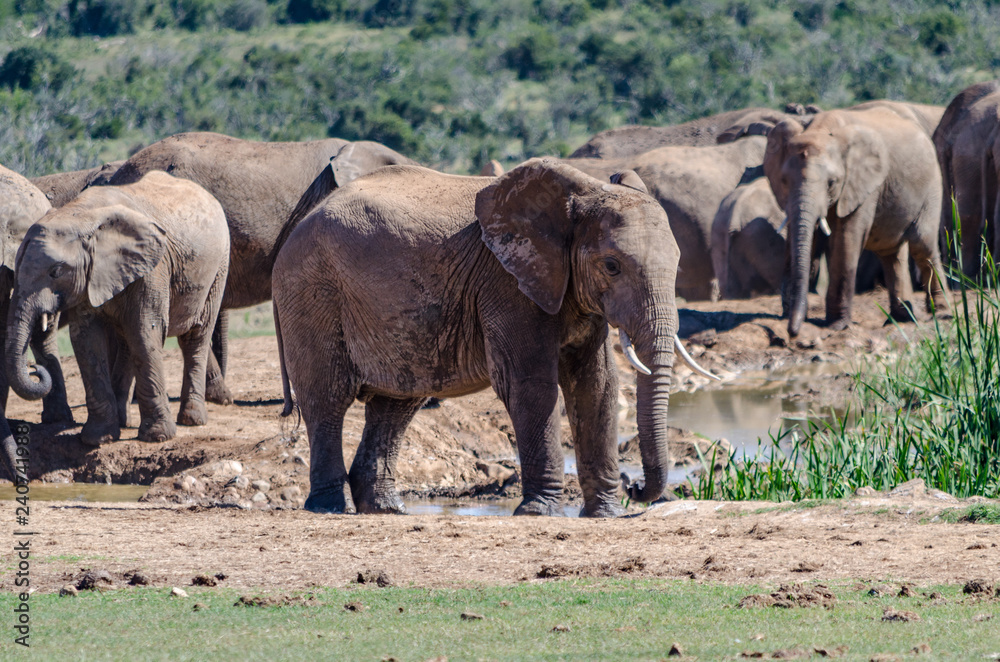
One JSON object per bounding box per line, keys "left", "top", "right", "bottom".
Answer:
{"left": 836, "top": 125, "right": 889, "bottom": 219}
{"left": 330, "top": 141, "right": 414, "bottom": 187}
{"left": 476, "top": 158, "right": 596, "bottom": 315}
{"left": 609, "top": 170, "right": 648, "bottom": 194}
{"left": 763, "top": 119, "right": 804, "bottom": 209}
{"left": 87, "top": 205, "right": 167, "bottom": 307}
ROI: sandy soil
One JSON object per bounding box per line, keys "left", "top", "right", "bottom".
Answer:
{"left": 3, "top": 289, "right": 996, "bottom": 591}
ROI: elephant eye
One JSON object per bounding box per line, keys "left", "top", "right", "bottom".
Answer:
{"left": 603, "top": 257, "right": 621, "bottom": 276}
{"left": 49, "top": 264, "right": 65, "bottom": 279}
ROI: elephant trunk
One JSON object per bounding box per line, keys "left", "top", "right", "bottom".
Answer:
{"left": 6, "top": 295, "right": 52, "bottom": 401}
{"left": 787, "top": 193, "right": 820, "bottom": 337}
{"left": 626, "top": 306, "right": 677, "bottom": 504}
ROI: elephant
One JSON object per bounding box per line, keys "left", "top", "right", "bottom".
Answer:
{"left": 711, "top": 178, "right": 787, "bottom": 299}
{"left": 30, "top": 161, "right": 125, "bottom": 208}
{"left": 564, "top": 136, "right": 767, "bottom": 300}
{"left": 569, "top": 104, "right": 818, "bottom": 159}
{"left": 106, "top": 132, "right": 416, "bottom": 405}
{"left": 0, "top": 164, "right": 56, "bottom": 482}
{"left": 272, "top": 159, "right": 717, "bottom": 517}
{"left": 7, "top": 171, "right": 230, "bottom": 446}
{"left": 932, "top": 80, "right": 1000, "bottom": 278}
{"left": 764, "top": 106, "right": 950, "bottom": 336}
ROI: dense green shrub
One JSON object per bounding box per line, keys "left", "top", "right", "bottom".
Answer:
{"left": 0, "top": 45, "right": 75, "bottom": 91}
{"left": 220, "top": 0, "right": 269, "bottom": 30}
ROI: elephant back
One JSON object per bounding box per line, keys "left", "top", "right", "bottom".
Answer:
{"left": 0, "top": 164, "right": 52, "bottom": 273}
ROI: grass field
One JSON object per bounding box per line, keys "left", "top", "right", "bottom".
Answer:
{"left": 4, "top": 579, "right": 998, "bottom": 660}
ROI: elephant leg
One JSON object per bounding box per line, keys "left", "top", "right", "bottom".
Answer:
{"left": 824, "top": 221, "right": 863, "bottom": 331}
{"left": 205, "top": 311, "right": 233, "bottom": 405}
{"left": 559, "top": 332, "right": 623, "bottom": 518}
{"left": 301, "top": 393, "right": 357, "bottom": 514}
{"left": 70, "top": 315, "right": 120, "bottom": 446}
{"left": 349, "top": 395, "right": 426, "bottom": 514}
{"left": 878, "top": 245, "right": 917, "bottom": 323}
{"left": 108, "top": 338, "right": 133, "bottom": 428}
{"left": 486, "top": 322, "right": 564, "bottom": 516}
{"left": 176, "top": 324, "right": 212, "bottom": 427}
{"left": 910, "top": 226, "right": 952, "bottom": 316}
{"left": 32, "top": 322, "right": 74, "bottom": 425}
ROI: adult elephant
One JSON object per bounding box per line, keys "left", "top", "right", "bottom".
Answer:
{"left": 569, "top": 104, "right": 817, "bottom": 159}
{"left": 932, "top": 80, "right": 1000, "bottom": 278}
{"left": 30, "top": 161, "right": 125, "bottom": 208}
{"left": 765, "top": 107, "right": 950, "bottom": 336}
{"left": 7, "top": 171, "right": 229, "bottom": 446}
{"left": 107, "top": 132, "right": 416, "bottom": 404}
{"left": 273, "top": 160, "right": 716, "bottom": 517}
{"left": 0, "top": 165, "right": 57, "bottom": 482}
{"left": 565, "top": 136, "right": 767, "bottom": 300}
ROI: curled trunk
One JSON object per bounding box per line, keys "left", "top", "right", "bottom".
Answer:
{"left": 6, "top": 298, "right": 51, "bottom": 401}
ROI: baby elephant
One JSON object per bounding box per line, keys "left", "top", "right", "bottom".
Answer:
{"left": 6, "top": 171, "right": 229, "bottom": 445}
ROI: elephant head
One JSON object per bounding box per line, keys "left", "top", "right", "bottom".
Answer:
{"left": 6, "top": 205, "right": 166, "bottom": 400}
{"left": 764, "top": 116, "right": 888, "bottom": 335}
{"left": 474, "top": 158, "right": 687, "bottom": 504}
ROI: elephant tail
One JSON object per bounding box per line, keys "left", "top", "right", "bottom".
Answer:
{"left": 274, "top": 299, "right": 295, "bottom": 418}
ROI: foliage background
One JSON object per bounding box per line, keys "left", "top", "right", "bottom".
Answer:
{"left": 1, "top": 0, "right": 998, "bottom": 177}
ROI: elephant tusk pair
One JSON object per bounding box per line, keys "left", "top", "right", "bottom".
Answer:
{"left": 618, "top": 329, "right": 721, "bottom": 381}
{"left": 41, "top": 313, "right": 49, "bottom": 333}
{"left": 776, "top": 216, "right": 830, "bottom": 236}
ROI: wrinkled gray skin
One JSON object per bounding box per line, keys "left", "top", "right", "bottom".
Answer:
{"left": 932, "top": 80, "right": 1000, "bottom": 278}
{"left": 30, "top": 161, "right": 125, "bottom": 208}
{"left": 565, "top": 136, "right": 767, "bottom": 300}
{"left": 711, "top": 179, "right": 787, "bottom": 299}
{"left": 0, "top": 165, "right": 54, "bottom": 482}
{"left": 569, "top": 105, "right": 818, "bottom": 159}
{"left": 7, "top": 171, "right": 229, "bottom": 446}
{"left": 765, "top": 107, "right": 949, "bottom": 336}
{"left": 273, "top": 160, "right": 681, "bottom": 517}
{"left": 107, "top": 132, "right": 415, "bottom": 405}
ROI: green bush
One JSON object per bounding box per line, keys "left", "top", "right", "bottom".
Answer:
{"left": 68, "top": 0, "right": 146, "bottom": 36}
{"left": 221, "top": 0, "right": 269, "bottom": 30}
{"left": 0, "top": 45, "right": 75, "bottom": 91}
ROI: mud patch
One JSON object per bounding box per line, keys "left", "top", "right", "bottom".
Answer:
{"left": 235, "top": 594, "right": 319, "bottom": 608}
{"left": 738, "top": 584, "right": 836, "bottom": 610}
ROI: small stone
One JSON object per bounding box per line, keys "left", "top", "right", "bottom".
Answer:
{"left": 888, "top": 478, "right": 925, "bottom": 498}
{"left": 668, "top": 642, "right": 684, "bottom": 656}
{"left": 251, "top": 480, "right": 271, "bottom": 492}
{"left": 293, "top": 455, "right": 309, "bottom": 466}
{"left": 356, "top": 569, "right": 394, "bottom": 587}
{"left": 551, "top": 624, "right": 571, "bottom": 632}
{"left": 59, "top": 584, "right": 78, "bottom": 597}
{"left": 460, "top": 611, "right": 484, "bottom": 620}
{"left": 232, "top": 475, "right": 250, "bottom": 490}
{"left": 175, "top": 475, "right": 200, "bottom": 493}
{"left": 280, "top": 485, "right": 302, "bottom": 502}
{"left": 344, "top": 601, "right": 365, "bottom": 612}
{"left": 251, "top": 491, "right": 268, "bottom": 503}
{"left": 193, "top": 602, "right": 208, "bottom": 611}
{"left": 854, "top": 486, "right": 878, "bottom": 497}
{"left": 128, "top": 572, "right": 150, "bottom": 586}
{"left": 171, "top": 587, "right": 189, "bottom": 598}
{"left": 77, "top": 570, "right": 114, "bottom": 590}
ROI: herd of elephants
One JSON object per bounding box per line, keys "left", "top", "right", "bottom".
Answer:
{"left": 3, "top": 78, "right": 1000, "bottom": 517}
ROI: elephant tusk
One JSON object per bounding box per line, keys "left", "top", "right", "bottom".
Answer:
{"left": 41, "top": 313, "right": 49, "bottom": 333}
{"left": 619, "top": 329, "right": 652, "bottom": 375}
{"left": 818, "top": 216, "right": 831, "bottom": 236}
{"left": 674, "top": 334, "right": 721, "bottom": 381}
{"left": 776, "top": 216, "right": 788, "bottom": 234}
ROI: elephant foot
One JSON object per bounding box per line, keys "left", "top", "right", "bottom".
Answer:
{"left": 580, "top": 499, "right": 626, "bottom": 518}
{"left": 349, "top": 475, "right": 406, "bottom": 514}
{"left": 177, "top": 401, "right": 208, "bottom": 427}
{"left": 205, "top": 378, "right": 233, "bottom": 406}
{"left": 81, "top": 420, "right": 120, "bottom": 447}
{"left": 41, "top": 400, "right": 75, "bottom": 426}
{"left": 513, "top": 495, "right": 563, "bottom": 517}
{"left": 304, "top": 484, "right": 356, "bottom": 514}
{"left": 886, "top": 301, "right": 918, "bottom": 325}
{"left": 138, "top": 418, "right": 176, "bottom": 443}
{"left": 825, "top": 317, "right": 851, "bottom": 332}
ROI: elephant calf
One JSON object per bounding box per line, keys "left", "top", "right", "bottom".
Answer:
{"left": 7, "top": 171, "right": 229, "bottom": 445}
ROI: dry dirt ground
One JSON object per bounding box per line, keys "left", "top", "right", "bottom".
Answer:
{"left": 3, "top": 289, "right": 997, "bottom": 590}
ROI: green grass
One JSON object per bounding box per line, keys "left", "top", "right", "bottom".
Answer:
{"left": 939, "top": 503, "right": 1000, "bottom": 525}
{"left": 2, "top": 580, "right": 997, "bottom": 660}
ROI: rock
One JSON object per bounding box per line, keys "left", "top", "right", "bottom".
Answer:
{"left": 926, "top": 488, "right": 956, "bottom": 501}
{"left": 280, "top": 486, "right": 302, "bottom": 502}
{"left": 174, "top": 475, "right": 201, "bottom": 494}
{"left": 128, "top": 572, "right": 150, "bottom": 586}
{"left": 854, "top": 486, "right": 878, "bottom": 497}
{"left": 475, "top": 461, "right": 515, "bottom": 485}
{"left": 170, "top": 587, "right": 189, "bottom": 598}
{"left": 232, "top": 475, "right": 250, "bottom": 490}
{"left": 251, "top": 491, "right": 268, "bottom": 503}
{"left": 293, "top": 454, "right": 309, "bottom": 467}
{"left": 251, "top": 479, "right": 271, "bottom": 492}
{"left": 881, "top": 608, "right": 920, "bottom": 622}
{"left": 192, "top": 574, "right": 218, "bottom": 587}
{"left": 460, "top": 612, "right": 484, "bottom": 621}
{"left": 668, "top": 642, "right": 684, "bottom": 656}
{"left": 193, "top": 602, "right": 208, "bottom": 611}
{"left": 888, "top": 478, "right": 925, "bottom": 498}
{"left": 344, "top": 601, "right": 365, "bottom": 612}
{"left": 357, "top": 569, "right": 394, "bottom": 587}
{"left": 551, "top": 624, "right": 570, "bottom": 632}
{"left": 59, "top": 584, "right": 78, "bottom": 597}
{"left": 211, "top": 460, "right": 243, "bottom": 477}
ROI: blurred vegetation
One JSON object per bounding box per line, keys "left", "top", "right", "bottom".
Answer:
{"left": 2, "top": 0, "right": 1000, "bottom": 176}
